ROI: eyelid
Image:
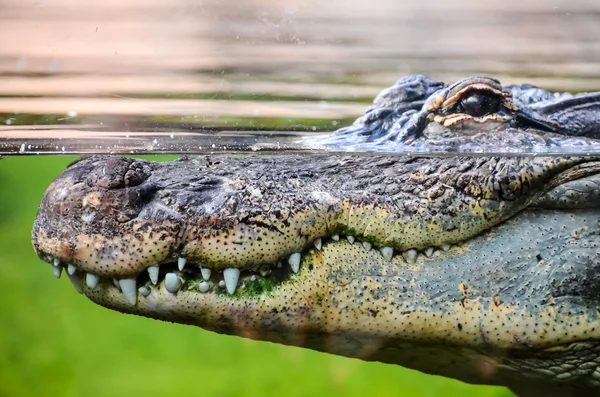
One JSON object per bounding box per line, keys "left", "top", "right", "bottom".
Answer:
{"left": 441, "top": 86, "right": 518, "bottom": 116}
{"left": 441, "top": 85, "right": 505, "bottom": 113}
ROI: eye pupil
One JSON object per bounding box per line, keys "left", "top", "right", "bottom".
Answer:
{"left": 459, "top": 91, "right": 500, "bottom": 117}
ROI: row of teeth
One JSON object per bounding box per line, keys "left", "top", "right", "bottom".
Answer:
{"left": 323, "top": 234, "right": 453, "bottom": 262}
{"left": 47, "top": 234, "right": 455, "bottom": 306}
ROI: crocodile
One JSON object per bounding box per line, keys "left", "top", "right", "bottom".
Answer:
{"left": 32, "top": 75, "right": 600, "bottom": 396}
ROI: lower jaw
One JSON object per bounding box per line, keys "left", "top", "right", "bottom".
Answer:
{"left": 81, "top": 207, "right": 600, "bottom": 350}
{"left": 50, "top": 228, "right": 463, "bottom": 309}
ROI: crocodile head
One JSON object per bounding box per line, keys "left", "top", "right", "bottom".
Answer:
{"left": 32, "top": 76, "right": 600, "bottom": 396}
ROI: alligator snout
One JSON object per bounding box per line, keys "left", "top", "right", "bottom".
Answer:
{"left": 33, "top": 156, "right": 180, "bottom": 279}
{"left": 33, "top": 153, "right": 600, "bottom": 303}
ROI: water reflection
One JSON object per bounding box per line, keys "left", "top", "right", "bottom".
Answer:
{"left": 1, "top": 0, "right": 599, "bottom": 154}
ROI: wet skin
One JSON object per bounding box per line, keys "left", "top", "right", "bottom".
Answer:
{"left": 33, "top": 76, "right": 600, "bottom": 396}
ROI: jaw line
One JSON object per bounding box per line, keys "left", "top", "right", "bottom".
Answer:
{"left": 81, "top": 202, "right": 600, "bottom": 352}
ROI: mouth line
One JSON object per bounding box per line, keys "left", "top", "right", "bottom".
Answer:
{"left": 41, "top": 164, "right": 600, "bottom": 306}
{"left": 45, "top": 232, "right": 463, "bottom": 306}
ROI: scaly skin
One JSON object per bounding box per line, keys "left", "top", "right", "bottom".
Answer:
{"left": 32, "top": 76, "right": 600, "bottom": 396}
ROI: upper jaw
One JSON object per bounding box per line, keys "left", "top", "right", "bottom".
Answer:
{"left": 33, "top": 152, "right": 600, "bottom": 306}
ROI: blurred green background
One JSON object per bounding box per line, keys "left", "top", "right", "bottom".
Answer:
{"left": 0, "top": 156, "right": 514, "bottom": 397}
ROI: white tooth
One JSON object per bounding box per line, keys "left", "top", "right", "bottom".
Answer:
{"left": 201, "top": 268, "right": 211, "bottom": 281}
{"left": 67, "top": 273, "right": 83, "bottom": 294}
{"left": 138, "top": 286, "right": 151, "bottom": 297}
{"left": 198, "top": 281, "right": 210, "bottom": 293}
{"left": 441, "top": 244, "right": 451, "bottom": 252}
{"left": 113, "top": 278, "right": 121, "bottom": 290}
{"left": 52, "top": 265, "right": 62, "bottom": 279}
{"left": 223, "top": 268, "right": 240, "bottom": 295}
{"left": 288, "top": 252, "right": 301, "bottom": 273}
{"left": 405, "top": 249, "right": 417, "bottom": 264}
{"left": 313, "top": 238, "right": 322, "bottom": 251}
{"left": 86, "top": 273, "right": 99, "bottom": 289}
{"left": 347, "top": 235, "right": 355, "bottom": 244}
{"left": 260, "top": 268, "right": 271, "bottom": 276}
{"left": 164, "top": 273, "right": 182, "bottom": 293}
{"left": 362, "top": 241, "right": 372, "bottom": 251}
{"left": 425, "top": 247, "right": 434, "bottom": 257}
{"left": 380, "top": 246, "right": 393, "bottom": 262}
{"left": 119, "top": 278, "right": 137, "bottom": 305}
{"left": 218, "top": 280, "right": 226, "bottom": 288}
{"left": 178, "top": 257, "right": 187, "bottom": 271}
{"left": 53, "top": 258, "right": 60, "bottom": 267}
{"left": 276, "top": 261, "right": 282, "bottom": 268}
{"left": 147, "top": 266, "right": 159, "bottom": 285}
{"left": 67, "top": 264, "right": 77, "bottom": 276}
{"left": 331, "top": 234, "right": 340, "bottom": 241}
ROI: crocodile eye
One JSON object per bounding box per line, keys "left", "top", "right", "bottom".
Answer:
{"left": 458, "top": 91, "right": 501, "bottom": 117}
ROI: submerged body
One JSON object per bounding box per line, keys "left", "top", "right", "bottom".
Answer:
{"left": 32, "top": 76, "right": 600, "bottom": 396}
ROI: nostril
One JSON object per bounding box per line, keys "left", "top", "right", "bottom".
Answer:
{"left": 88, "top": 157, "right": 130, "bottom": 189}
{"left": 136, "top": 182, "right": 159, "bottom": 199}
{"left": 124, "top": 167, "right": 150, "bottom": 187}
{"left": 85, "top": 157, "right": 151, "bottom": 189}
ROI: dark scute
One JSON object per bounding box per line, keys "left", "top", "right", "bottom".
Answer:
{"left": 507, "top": 86, "right": 600, "bottom": 137}
{"left": 503, "top": 84, "right": 559, "bottom": 106}
{"left": 532, "top": 93, "right": 600, "bottom": 137}
{"left": 372, "top": 74, "right": 445, "bottom": 109}
{"left": 318, "top": 75, "right": 445, "bottom": 146}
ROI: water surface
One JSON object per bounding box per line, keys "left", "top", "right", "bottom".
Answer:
{"left": 2, "top": 0, "right": 600, "bottom": 155}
